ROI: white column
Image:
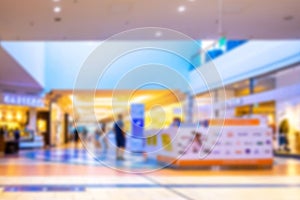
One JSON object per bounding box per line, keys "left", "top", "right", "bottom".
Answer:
{"left": 186, "top": 93, "right": 194, "bottom": 123}
{"left": 27, "top": 108, "right": 37, "bottom": 133}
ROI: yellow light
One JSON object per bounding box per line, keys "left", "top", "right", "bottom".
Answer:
{"left": 6, "top": 112, "right": 13, "bottom": 121}
{"left": 37, "top": 119, "right": 47, "bottom": 132}
{"left": 129, "top": 95, "right": 150, "bottom": 103}
{"left": 16, "top": 112, "right": 22, "bottom": 121}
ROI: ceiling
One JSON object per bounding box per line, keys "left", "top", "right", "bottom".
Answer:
{"left": 0, "top": 0, "right": 299, "bottom": 40}
{"left": 0, "top": 46, "right": 43, "bottom": 94}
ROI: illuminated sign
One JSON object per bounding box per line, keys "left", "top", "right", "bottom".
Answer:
{"left": 2, "top": 93, "right": 44, "bottom": 107}
{"left": 130, "top": 103, "right": 145, "bottom": 152}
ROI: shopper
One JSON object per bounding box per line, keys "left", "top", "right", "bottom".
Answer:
{"left": 13, "top": 128, "right": 21, "bottom": 153}
{"left": 279, "top": 119, "right": 290, "bottom": 152}
{"left": 171, "top": 117, "right": 181, "bottom": 127}
{"left": 0, "top": 126, "right": 5, "bottom": 156}
{"left": 113, "top": 114, "right": 126, "bottom": 160}
{"left": 2, "top": 126, "right": 8, "bottom": 138}
{"left": 14, "top": 128, "right": 20, "bottom": 141}
{"left": 73, "top": 126, "right": 80, "bottom": 148}
{"left": 100, "top": 123, "right": 109, "bottom": 152}
{"left": 94, "top": 124, "right": 102, "bottom": 150}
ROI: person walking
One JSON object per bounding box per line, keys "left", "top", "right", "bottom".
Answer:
{"left": 94, "top": 125, "right": 102, "bottom": 150}
{"left": 73, "top": 126, "right": 80, "bottom": 148}
{"left": 100, "top": 123, "right": 109, "bottom": 152}
{"left": 279, "top": 119, "right": 290, "bottom": 152}
{"left": 113, "top": 114, "right": 126, "bottom": 160}
{"left": 0, "top": 126, "right": 5, "bottom": 156}
{"left": 13, "top": 128, "right": 21, "bottom": 153}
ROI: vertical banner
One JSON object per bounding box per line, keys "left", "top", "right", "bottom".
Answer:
{"left": 130, "top": 104, "right": 145, "bottom": 152}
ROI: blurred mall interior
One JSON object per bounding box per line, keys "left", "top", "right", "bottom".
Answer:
{"left": 0, "top": 0, "right": 300, "bottom": 199}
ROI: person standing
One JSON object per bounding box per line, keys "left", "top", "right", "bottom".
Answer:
{"left": 279, "top": 119, "right": 290, "bottom": 152}
{"left": 100, "top": 123, "right": 109, "bottom": 152}
{"left": 13, "top": 128, "right": 21, "bottom": 153}
{"left": 113, "top": 114, "right": 126, "bottom": 160}
{"left": 0, "top": 126, "right": 5, "bottom": 156}
{"left": 94, "top": 125, "right": 102, "bottom": 150}
{"left": 14, "top": 128, "right": 20, "bottom": 142}
{"left": 73, "top": 126, "right": 79, "bottom": 148}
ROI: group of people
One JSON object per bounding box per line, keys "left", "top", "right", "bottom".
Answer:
{"left": 94, "top": 114, "right": 126, "bottom": 160}
{"left": 72, "top": 114, "right": 127, "bottom": 160}
{"left": 0, "top": 126, "right": 21, "bottom": 142}
{"left": 0, "top": 126, "right": 21, "bottom": 154}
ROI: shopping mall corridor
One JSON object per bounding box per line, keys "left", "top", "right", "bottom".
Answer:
{"left": 0, "top": 146, "right": 300, "bottom": 200}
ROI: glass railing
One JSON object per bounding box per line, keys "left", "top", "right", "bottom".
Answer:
{"left": 190, "top": 39, "right": 247, "bottom": 70}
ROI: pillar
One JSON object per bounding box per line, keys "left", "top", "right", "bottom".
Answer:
{"left": 249, "top": 78, "right": 255, "bottom": 114}
{"left": 186, "top": 93, "right": 194, "bottom": 123}
{"left": 27, "top": 108, "right": 37, "bottom": 134}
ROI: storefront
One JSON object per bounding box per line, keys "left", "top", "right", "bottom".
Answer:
{"left": 0, "top": 92, "right": 48, "bottom": 151}
{"left": 46, "top": 90, "right": 186, "bottom": 149}
{"left": 276, "top": 93, "right": 300, "bottom": 154}
{"left": 194, "top": 64, "right": 300, "bottom": 155}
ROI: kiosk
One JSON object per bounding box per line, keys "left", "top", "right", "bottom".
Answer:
{"left": 145, "top": 118, "right": 273, "bottom": 167}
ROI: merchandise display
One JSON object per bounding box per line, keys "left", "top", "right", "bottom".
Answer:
{"left": 146, "top": 119, "right": 273, "bottom": 167}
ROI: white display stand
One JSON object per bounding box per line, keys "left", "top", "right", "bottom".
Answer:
{"left": 19, "top": 135, "right": 44, "bottom": 149}
{"left": 145, "top": 118, "right": 273, "bottom": 167}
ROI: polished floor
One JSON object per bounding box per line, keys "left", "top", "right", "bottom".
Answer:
{"left": 0, "top": 146, "right": 300, "bottom": 200}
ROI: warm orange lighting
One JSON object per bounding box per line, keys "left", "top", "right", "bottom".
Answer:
{"left": 37, "top": 119, "right": 47, "bottom": 132}
{"left": 16, "top": 112, "right": 22, "bottom": 121}
{"left": 6, "top": 112, "right": 13, "bottom": 121}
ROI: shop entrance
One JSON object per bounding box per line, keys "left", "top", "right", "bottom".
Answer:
{"left": 0, "top": 104, "right": 48, "bottom": 153}
{"left": 47, "top": 89, "right": 186, "bottom": 149}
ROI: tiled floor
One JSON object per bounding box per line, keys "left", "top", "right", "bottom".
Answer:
{"left": 1, "top": 147, "right": 300, "bottom": 200}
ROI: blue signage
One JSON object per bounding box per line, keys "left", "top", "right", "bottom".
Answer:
{"left": 130, "top": 104, "right": 145, "bottom": 152}
{"left": 2, "top": 93, "right": 44, "bottom": 107}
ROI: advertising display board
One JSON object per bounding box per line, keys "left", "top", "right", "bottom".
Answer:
{"left": 130, "top": 104, "right": 145, "bottom": 152}
{"left": 145, "top": 119, "right": 273, "bottom": 167}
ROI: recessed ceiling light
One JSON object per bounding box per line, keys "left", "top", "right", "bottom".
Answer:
{"left": 53, "top": 6, "right": 61, "bottom": 13}
{"left": 53, "top": 0, "right": 60, "bottom": 2}
{"left": 178, "top": 5, "right": 186, "bottom": 13}
{"left": 54, "top": 17, "right": 62, "bottom": 22}
{"left": 155, "top": 31, "right": 163, "bottom": 37}
{"left": 283, "top": 15, "right": 293, "bottom": 21}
